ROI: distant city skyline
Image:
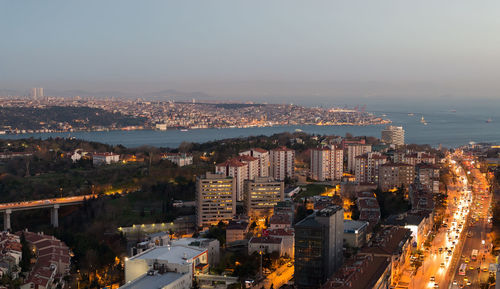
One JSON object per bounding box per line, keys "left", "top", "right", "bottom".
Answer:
{"left": 3, "top": 1, "right": 500, "bottom": 102}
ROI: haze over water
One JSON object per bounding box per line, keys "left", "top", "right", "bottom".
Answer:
{"left": 1, "top": 99, "right": 498, "bottom": 148}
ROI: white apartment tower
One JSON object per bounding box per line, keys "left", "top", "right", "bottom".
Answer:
{"left": 381, "top": 125, "right": 405, "bottom": 146}
{"left": 310, "top": 146, "right": 343, "bottom": 181}
{"left": 346, "top": 144, "right": 372, "bottom": 173}
{"left": 196, "top": 173, "right": 236, "bottom": 228}
{"left": 239, "top": 148, "right": 269, "bottom": 177}
{"left": 270, "top": 147, "right": 295, "bottom": 181}
{"left": 215, "top": 159, "right": 248, "bottom": 201}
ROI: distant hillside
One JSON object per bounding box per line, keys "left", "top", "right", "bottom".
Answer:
{"left": 0, "top": 106, "right": 146, "bottom": 130}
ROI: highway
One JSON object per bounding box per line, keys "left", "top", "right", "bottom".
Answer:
{"left": 0, "top": 194, "right": 96, "bottom": 212}
{"left": 406, "top": 156, "right": 472, "bottom": 289}
{"left": 448, "top": 158, "right": 493, "bottom": 289}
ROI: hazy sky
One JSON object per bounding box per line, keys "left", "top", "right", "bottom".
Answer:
{"left": 2, "top": 1, "right": 500, "bottom": 102}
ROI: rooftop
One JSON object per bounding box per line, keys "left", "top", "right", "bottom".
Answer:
{"left": 119, "top": 272, "right": 186, "bottom": 289}
{"left": 343, "top": 220, "right": 368, "bottom": 233}
{"left": 130, "top": 245, "right": 206, "bottom": 263}
{"left": 249, "top": 236, "right": 283, "bottom": 244}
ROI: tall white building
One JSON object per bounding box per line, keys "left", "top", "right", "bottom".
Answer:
{"left": 195, "top": 173, "right": 236, "bottom": 228}
{"left": 310, "top": 146, "right": 343, "bottom": 181}
{"left": 270, "top": 147, "right": 295, "bottom": 181}
{"left": 346, "top": 144, "right": 372, "bottom": 173}
{"left": 31, "top": 87, "right": 44, "bottom": 99}
{"left": 215, "top": 159, "right": 248, "bottom": 201}
{"left": 239, "top": 148, "right": 269, "bottom": 177}
{"left": 354, "top": 152, "right": 388, "bottom": 184}
{"left": 381, "top": 125, "right": 405, "bottom": 146}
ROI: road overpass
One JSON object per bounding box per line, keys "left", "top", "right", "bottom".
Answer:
{"left": 0, "top": 194, "right": 97, "bottom": 230}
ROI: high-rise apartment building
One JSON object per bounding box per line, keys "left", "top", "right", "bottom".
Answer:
{"left": 295, "top": 206, "right": 344, "bottom": 289}
{"left": 378, "top": 163, "right": 415, "bottom": 192}
{"left": 354, "top": 152, "right": 388, "bottom": 184}
{"left": 235, "top": 155, "right": 259, "bottom": 180}
{"left": 381, "top": 125, "right": 405, "bottom": 146}
{"left": 239, "top": 148, "right": 269, "bottom": 177}
{"left": 346, "top": 144, "right": 372, "bottom": 173}
{"left": 31, "top": 87, "right": 44, "bottom": 99}
{"left": 310, "top": 146, "right": 343, "bottom": 181}
{"left": 270, "top": 147, "right": 295, "bottom": 181}
{"left": 215, "top": 159, "right": 248, "bottom": 201}
{"left": 195, "top": 173, "right": 236, "bottom": 228}
{"left": 244, "top": 177, "right": 284, "bottom": 219}
{"left": 415, "top": 163, "right": 440, "bottom": 194}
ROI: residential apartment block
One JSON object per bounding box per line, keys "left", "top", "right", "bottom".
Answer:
{"left": 378, "top": 163, "right": 415, "bottom": 192}
{"left": 310, "top": 146, "right": 343, "bottom": 181}
{"left": 239, "top": 148, "right": 269, "bottom": 177}
{"left": 270, "top": 147, "right": 295, "bottom": 181}
{"left": 195, "top": 173, "right": 236, "bottom": 228}
{"left": 244, "top": 177, "right": 284, "bottom": 219}
{"left": 354, "top": 152, "right": 388, "bottom": 184}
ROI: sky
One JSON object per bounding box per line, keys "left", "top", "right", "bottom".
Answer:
{"left": 2, "top": 1, "right": 500, "bottom": 104}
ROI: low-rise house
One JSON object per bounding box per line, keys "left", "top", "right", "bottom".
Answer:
{"left": 356, "top": 192, "right": 381, "bottom": 227}
{"left": 248, "top": 236, "right": 284, "bottom": 256}
{"left": 163, "top": 153, "right": 193, "bottom": 167}
{"left": 226, "top": 220, "right": 250, "bottom": 244}
{"left": 343, "top": 220, "right": 368, "bottom": 248}
{"left": 358, "top": 226, "right": 412, "bottom": 286}
{"left": 267, "top": 229, "right": 294, "bottom": 258}
{"left": 269, "top": 214, "right": 292, "bottom": 230}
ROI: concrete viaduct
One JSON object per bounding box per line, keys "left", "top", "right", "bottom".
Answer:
{"left": 0, "top": 195, "right": 96, "bottom": 231}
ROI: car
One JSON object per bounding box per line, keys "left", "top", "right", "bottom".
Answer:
{"left": 466, "top": 281, "right": 471, "bottom": 286}
{"left": 430, "top": 276, "right": 435, "bottom": 282}
{"left": 434, "top": 284, "right": 439, "bottom": 288}
{"left": 440, "top": 262, "right": 445, "bottom": 268}
{"left": 453, "top": 280, "right": 458, "bottom": 285}
{"left": 287, "top": 263, "right": 293, "bottom": 267}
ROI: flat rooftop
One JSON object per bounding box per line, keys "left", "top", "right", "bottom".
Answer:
{"left": 130, "top": 245, "right": 206, "bottom": 263}
{"left": 344, "top": 220, "right": 368, "bottom": 233}
{"left": 120, "top": 272, "right": 185, "bottom": 289}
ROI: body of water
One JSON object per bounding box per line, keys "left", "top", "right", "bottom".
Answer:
{"left": 1, "top": 103, "right": 499, "bottom": 148}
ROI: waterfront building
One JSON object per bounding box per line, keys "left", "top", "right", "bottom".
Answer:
{"left": 215, "top": 159, "right": 248, "bottom": 201}
{"left": 381, "top": 125, "right": 405, "bottom": 146}
{"left": 354, "top": 152, "right": 387, "bottom": 184}
{"left": 270, "top": 147, "right": 295, "bottom": 181}
{"left": 244, "top": 177, "right": 284, "bottom": 219}
{"left": 310, "top": 146, "right": 343, "bottom": 181}
{"left": 239, "top": 148, "right": 269, "bottom": 177}
{"left": 346, "top": 143, "right": 372, "bottom": 173}
{"left": 195, "top": 173, "right": 236, "bottom": 228}
{"left": 295, "top": 206, "right": 344, "bottom": 289}
{"left": 378, "top": 163, "right": 415, "bottom": 192}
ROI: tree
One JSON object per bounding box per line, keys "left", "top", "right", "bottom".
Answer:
{"left": 20, "top": 232, "right": 33, "bottom": 272}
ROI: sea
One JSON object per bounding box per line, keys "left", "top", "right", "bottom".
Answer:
{"left": 1, "top": 100, "right": 499, "bottom": 148}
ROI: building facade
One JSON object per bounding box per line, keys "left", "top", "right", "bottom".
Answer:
{"left": 310, "top": 146, "right": 343, "bottom": 181}
{"left": 295, "top": 206, "right": 344, "bottom": 289}
{"left": 270, "top": 147, "right": 295, "bottom": 181}
{"left": 346, "top": 144, "right": 372, "bottom": 173}
{"left": 239, "top": 148, "right": 269, "bottom": 177}
{"left": 378, "top": 163, "right": 415, "bottom": 192}
{"left": 244, "top": 177, "right": 284, "bottom": 219}
{"left": 195, "top": 173, "right": 236, "bottom": 228}
{"left": 354, "top": 152, "right": 388, "bottom": 184}
{"left": 381, "top": 125, "right": 405, "bottom": 146}
{"left": 215, "top": 159, "right": 248, "bottom": 201}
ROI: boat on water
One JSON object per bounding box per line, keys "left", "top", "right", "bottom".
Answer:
{"left": 450, "top": 109, "right": 457, "bottom": 113}
{"left": 486, "top": 118, "right": 492, "bottom": 123}
{"left": 294, "top": 129, "right": 303, "bottom": 132}
{"left": 180, "top": 129, "right": 189, "bottom": 132}
{"left": 407, "top": 113, "right": 414, "bottom": 116}
{"left": 420, "top": 116, "right": 427, "bottom": 125}
{"left": 381, "top": 114, "right": 387, "bottom": 117}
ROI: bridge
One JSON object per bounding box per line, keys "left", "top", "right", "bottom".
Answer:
{"left": 0, "top": 194, "right": 97, "bottom": 231}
